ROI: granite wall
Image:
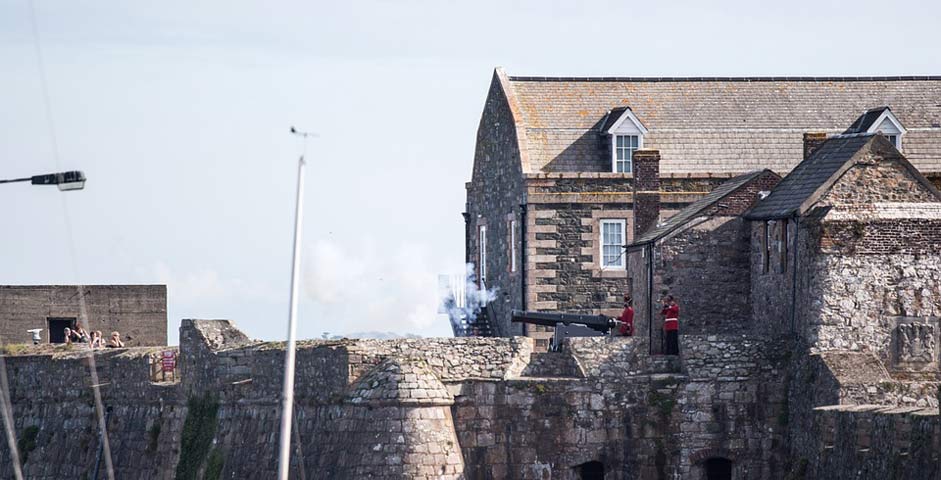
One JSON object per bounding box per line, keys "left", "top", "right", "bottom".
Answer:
{"left": 0, "top": 319, "right": 935, "bottom": 480}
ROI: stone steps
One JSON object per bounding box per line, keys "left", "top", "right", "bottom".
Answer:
{"left": 520, "top": 352, "right": 584, "bottom": 378}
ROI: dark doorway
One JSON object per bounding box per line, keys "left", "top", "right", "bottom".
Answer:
{"left": 704, "top": 457, "right": 732, "bottom": 480}
{"left": 576, "top": 461, "right": 604, "bottom": 480}
{"left": 47, "top": 318, "right": 76, "bottom": 344}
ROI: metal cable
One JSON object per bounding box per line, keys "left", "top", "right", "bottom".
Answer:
{"left": 21, "top": 1, "right": 116, "bottom": 478}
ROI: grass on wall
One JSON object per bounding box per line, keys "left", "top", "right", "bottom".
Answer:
{"left": 174, "top": 394, "right": 219, "bottom": 480}
{"left": 17, "top": 426, "right": 39, "bottom": 464}
{"left": 204, "top": 448, "right": 225, "bottom": 480}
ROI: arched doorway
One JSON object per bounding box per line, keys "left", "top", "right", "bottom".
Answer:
{"left": 575, "top": 460, "right": 605, "bottom": 480}
{"left": 703, "top": 457, "right": 732, "bottom": 480}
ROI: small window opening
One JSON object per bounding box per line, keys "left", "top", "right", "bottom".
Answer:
{"left": 703, "top": 457, "right": 732, "bottom": 480}
{"left": 47, "top": 317, "right": 77, "bottom": 344}
{"left": 575, "top": 460, "right": 605, "bottom": 480}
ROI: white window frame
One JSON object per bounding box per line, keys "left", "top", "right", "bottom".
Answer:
{"left": 865, "top": 108, "right": 906, "bottom": 150}
{"left": 604, "top": 107, "right": 648, "bottom": 173}
{"left": 612, "top": 135, "right": 641, "bottom": 173}
{"left": 510, "top": 220, "right": 518, "bottom": 273}
{"left": 599, "top": 219, "right": 627, "bottom": 270}
{"left": 478, "top": 225, "right": 487, "bottom": 286}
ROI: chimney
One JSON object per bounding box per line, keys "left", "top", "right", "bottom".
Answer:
{"left": 632, "top": 149, "right": 661, "bottom": 239}
{"left": 803, "top": 133, "right": 827, "bottom": 160}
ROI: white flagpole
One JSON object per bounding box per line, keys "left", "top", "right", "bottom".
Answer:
{"left": 278, "top": 127, "right": 310, "bottom": 479}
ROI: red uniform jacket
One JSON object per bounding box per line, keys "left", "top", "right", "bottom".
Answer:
{"left": 619, "top": 307, "right": 634, "bottom": 336}
{"left": 662, "top": 304, "right": 679, "bottom": 331}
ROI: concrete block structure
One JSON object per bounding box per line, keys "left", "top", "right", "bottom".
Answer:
{"left": 0, "top": 285, "right": 167, "bottom": 346}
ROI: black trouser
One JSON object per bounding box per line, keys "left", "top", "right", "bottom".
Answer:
{"left": 664, "top": 330, "right": 679, "bottom": 355}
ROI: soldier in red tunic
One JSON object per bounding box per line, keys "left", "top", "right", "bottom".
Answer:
{"left": 618, "top": 295, "right": 635, "bottom": 336}
{"left": 661, "top": 295, "right": 680, "bottom": 355}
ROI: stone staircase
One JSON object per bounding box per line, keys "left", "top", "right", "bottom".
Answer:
{"left": 520, "top": 351, "right": 585, "bottom": 378}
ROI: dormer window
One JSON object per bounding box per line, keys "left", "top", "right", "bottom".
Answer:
{"left": 615, "top": 135, "right": 638, "bottom": 173}
{"left": 602, "top": 106, "right": 648, "bottom": 173}
{"left": 845, "top": 106, "right": 906, "bottom": 150}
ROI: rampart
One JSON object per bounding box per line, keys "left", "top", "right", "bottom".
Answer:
{"left": 0, "top": 320, "right": 936, "bottom": 479}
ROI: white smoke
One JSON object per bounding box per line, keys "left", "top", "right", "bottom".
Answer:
{"left": 440, "top": 263, "right": 499, "bottom": 335}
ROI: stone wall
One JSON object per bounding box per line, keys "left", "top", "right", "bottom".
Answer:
{"left": 454, "top": 334, "right": 788, "bottom": 480}
{"left": 750, "top": 220, "right": 800, "bottom": 335}
{"left": 0, "top": 285, "right": 167, "bottom": 346}
{"left": 0, "top": 320, "right": 800, "bottom": 480}
{"left": 0, "top": 347, "right": 183, "bottom": 479}
{"left": 804, "top": 252, "right": 941, "bottom": 370}
{"left": 466, "top": 70, "right": 527, "bottom": 337}
{"left": 798, "top": 405, "right": 940, "bottom": 479}
{"left": 653, "top": 217, "right": 751, "bottom": 336}
{"left": 527, "top": 202, "right": 634, "bottom": 321}
{"left": 1, "top": 319, "right": 934, "bottom": 479}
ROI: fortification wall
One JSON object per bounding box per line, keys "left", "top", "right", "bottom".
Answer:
{"left": 794, "top": 405, "right": 940, "bottom": 479}
{"left": 455, "top": 334, "right": 788, "bottom": 479}
{"left": 0, "top": 348, "right": 183, "bottom": 479}
{"left": 0, "top": 320, "right": 935, "bottom": 480}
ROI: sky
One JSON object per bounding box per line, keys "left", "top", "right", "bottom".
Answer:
{"left": 1, "top": 0, "right": 939, "bottom": 344}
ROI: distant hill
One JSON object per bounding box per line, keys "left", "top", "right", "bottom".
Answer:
{"left": 327, "top": 331, "right": 423, "bottom": 340}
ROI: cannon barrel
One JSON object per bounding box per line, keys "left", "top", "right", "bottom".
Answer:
{"left": 510, "top": 310, "right": 618, "bottom": 333}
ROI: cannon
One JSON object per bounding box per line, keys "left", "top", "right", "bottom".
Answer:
{"left": 511, "top": 310, "right": 623, "bottom": 349}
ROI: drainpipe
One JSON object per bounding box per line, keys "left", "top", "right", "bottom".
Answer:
{"left": 646, "top": 243, "right": 655, "bottom": 355}
{"left": 519, "top": 203, "right": 528, "bottom": 336}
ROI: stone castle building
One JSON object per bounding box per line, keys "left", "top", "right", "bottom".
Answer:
{"left": 0, "top": 71, "right": 939, "bottom": 479}
{"left": 0, "top": 126, "right": 938, "bottom": 480}
{"left": 464, "top": 68, "right": 941, "bottom": 347}
{"left": 0, "top": 285, "right": 167, "bottom": 346}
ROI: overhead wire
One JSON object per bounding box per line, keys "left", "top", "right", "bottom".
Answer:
{"left": 4, "top": 1, "right": 117, "bottom": 478}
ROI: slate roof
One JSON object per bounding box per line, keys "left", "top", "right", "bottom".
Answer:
{"left": 744, "top": 135, "right": 875, "bottom": 219}
{"left": 630, "top": 170, "right": 773, "bottom": 246}
{"left": 844, "top": 107, "right": 890, "bottom": 134}
{"left": 599, "top": 107, "right": 630, "bottom": 133}
{"left": 498, "top": 69, "right": 941, "bottom": 175}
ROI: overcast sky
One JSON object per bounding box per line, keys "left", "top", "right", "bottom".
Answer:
{"left": 1, "top": 0, "right": 938, "bottom": 344}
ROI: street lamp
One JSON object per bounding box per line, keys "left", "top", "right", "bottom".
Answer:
{"left": 0, "top": 171, "right": 86, "bottom": 191}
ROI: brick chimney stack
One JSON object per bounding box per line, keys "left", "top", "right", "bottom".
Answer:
{"left": 632, "top": 149, "right": 661, "bottom": 239}
{"left": 803, "top": 133, "right": 827, "bottom": 160}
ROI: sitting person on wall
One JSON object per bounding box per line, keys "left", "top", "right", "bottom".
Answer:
{"left": 618, "top": 295, "right": 635, "bottom": 336}
{"left": 90, "top": 331, "right": 104, "bottom": 349}
{"left": 661, "top": 295, "right": 680, "bottom": 355}
{"left": 76, "top": 327, "right": 90, "bottom": 344}
{"left": 106, "top": 331, "right": 125, "bottom": 348}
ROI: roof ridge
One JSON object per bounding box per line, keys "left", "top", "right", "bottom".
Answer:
{"left": 507, "top": 75, "right": 941, "bottom": 83}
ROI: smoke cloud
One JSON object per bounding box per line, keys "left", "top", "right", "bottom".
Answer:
{"left": 440, "top": 263, "right": 498, "bottom": 335}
